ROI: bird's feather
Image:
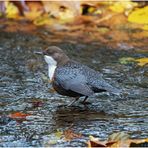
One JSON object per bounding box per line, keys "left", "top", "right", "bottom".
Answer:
{"left": 55, "top": 69, "right": 94, "bottom": 96}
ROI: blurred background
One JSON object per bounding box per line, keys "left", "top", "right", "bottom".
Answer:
{"left": 0, "top": 0, "right": 148, "bottom": 49}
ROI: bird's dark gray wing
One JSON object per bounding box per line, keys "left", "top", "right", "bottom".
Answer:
{"left": 55, "top": 71, "right": 94, "bottom": 96}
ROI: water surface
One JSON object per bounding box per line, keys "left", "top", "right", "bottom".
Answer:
{"left": 0, "top": 30, "right": 147, "bottom": 147}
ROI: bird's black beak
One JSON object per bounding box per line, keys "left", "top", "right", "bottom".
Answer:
{"left": 34, "top": 51, "right": 44, "bottom": 55}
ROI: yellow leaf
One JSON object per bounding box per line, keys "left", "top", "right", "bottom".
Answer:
{"left": 24, "top": 11, "right": 42, "bottom": 20}
{"left": 24, "top": 2, "right": 43, "bottom": 20}
{"left": 108, "top": 132, "right": 130, "bottom": 142}
{"left": 34, "top": 14, "right": 53, "bottom": 26}
{"left": 135, "top": 58, "right": 148, "bottom": 66}
{"left": 143, "top": 25, "right": 148, "bottom": 30}
{"left": 128, "top": 6, "right": 148, "bottom": 24}
{"left": 108, "top": 132, "right": 130, "bottom": 147}
{"left": 55, "top": 129, "right": 63, "bottom": 138}
{"left": 88, "top": 7, "right": 95, "bottom": 13}
{"left": 109, "top": 1, "right": 137, "bottom": 13}
{"left": 5, "top": 1, "right": 19, "bottom": 18}
{"left": 110, "top": 3, "right": 125, "bottom": 13}
{"left": 119, "top": 57, "right": 135, "bottom": 64}
{"left": 59, "top": 9, "right": 74, "bottom": 23}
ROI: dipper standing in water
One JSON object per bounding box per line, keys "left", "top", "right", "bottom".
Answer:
{"left": 43, "top": 46, "right": 121, "bottom": 105}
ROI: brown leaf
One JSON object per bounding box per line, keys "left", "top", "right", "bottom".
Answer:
{"left": 129, "top": 138, "right": 148, "bottom": 147}
{"left": 63, "top": 129, "right": 82, "bottom": 141}
{"left": 88, "top": 136, "right": 107, "bottom": 148}
{"left": 8, "top": 112, "right": 31, "bottom": 119}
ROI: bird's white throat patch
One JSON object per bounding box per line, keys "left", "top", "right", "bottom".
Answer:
{"left": 44, "top": 55, "right": 57, "bottom": 80}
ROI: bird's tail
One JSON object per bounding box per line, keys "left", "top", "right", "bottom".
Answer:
{"left": 101, "top": 82, "right": 122, "bottom": 95}
{"left": 108, "top": 86, "right": 122, "bottom": 95}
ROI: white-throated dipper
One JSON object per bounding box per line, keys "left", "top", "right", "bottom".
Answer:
{"left": 43, "top": 46, "right": 121, "bottom": 105}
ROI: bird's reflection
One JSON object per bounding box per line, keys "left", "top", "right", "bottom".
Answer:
{"left": 53, "top": 105, "right": 110, "bottom": 129}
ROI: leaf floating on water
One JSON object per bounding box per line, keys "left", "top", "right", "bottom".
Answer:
{"left": 135, "top": 58, "right": 148, "bottom": 66}
{"left": 8, "top": 112, "right": 31, "bottom": 120}
{"left": 119, "top": 57, "right": 135, "bottom": 64}
{"left": 63, "top": 129, "right": 82, "bottom": 141}
{"left": 55, "top": 129, "right": 63, "bottom": 139}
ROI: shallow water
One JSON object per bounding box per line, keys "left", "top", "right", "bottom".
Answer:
{"left": 0, "top": 31, "right": 148, "bottom": 147}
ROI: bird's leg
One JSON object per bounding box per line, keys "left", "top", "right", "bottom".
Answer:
{"left": 82, "top": 96, "right": 88, "bottom": 103}
{"left": 67, "top": 97, "right": 79, "bottom": 106}
{"left": 80, "top": 96, "right": 91, "bottom": 105}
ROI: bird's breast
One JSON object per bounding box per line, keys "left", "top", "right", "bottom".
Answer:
{"left": 48, "top": 65, "right": 57, "bottom": 80}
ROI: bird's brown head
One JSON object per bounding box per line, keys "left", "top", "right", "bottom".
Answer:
{"left": 43, "top": 46, "right": 69, "bottom": 66}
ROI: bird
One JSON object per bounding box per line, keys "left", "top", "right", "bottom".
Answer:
{"left": 43, "top": 46, "right": 121, "bottom": 105}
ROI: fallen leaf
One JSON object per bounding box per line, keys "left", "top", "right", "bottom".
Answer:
{"left": 129, "top": 138, "right": 148, "bottom": 147}
{"left": 34, "top": 14, "right": 53, "bottom": 26}
{"left": 5, "top": 1, "right": 19, "bottom": 18}
{"left": 55, "top": 129, "right": 63, "bottom": 139}
{"left": 24, "top": 1, "right": 43, "bottom": 20}
{"left": 63, "top": 129, "right": 82, "bottom": 141}
{"left": 88, "top": 132, "right": 148, "bottom": 148}
{"left": 88, "top": 136, "right": 107, "bottom": 147}
{"left": 8, "top": 112, "right": 31, "bottom": 119}
{"left": 135, "top": 57, "right": 148, "bottom": 66}
{"left": 108, "top": 132, "right": 130, "bottom": 147}
{"left": 108, "top": 132, "right": 130, "bottom": 142}
{"left": 119, "top": 57, "right": 135, "bottom": 64}
{"left": 128, "top": 6, "right": 148, "bottom": 24}
{"left": 109, "top": 3, "right": 125, "bottom": 13}
{"left": 109, "top": 1, "right": 137, "bottom": 13}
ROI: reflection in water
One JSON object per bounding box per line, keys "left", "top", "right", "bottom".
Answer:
{"left": 54, "top": 105, "right": 109, "bottom": 127}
